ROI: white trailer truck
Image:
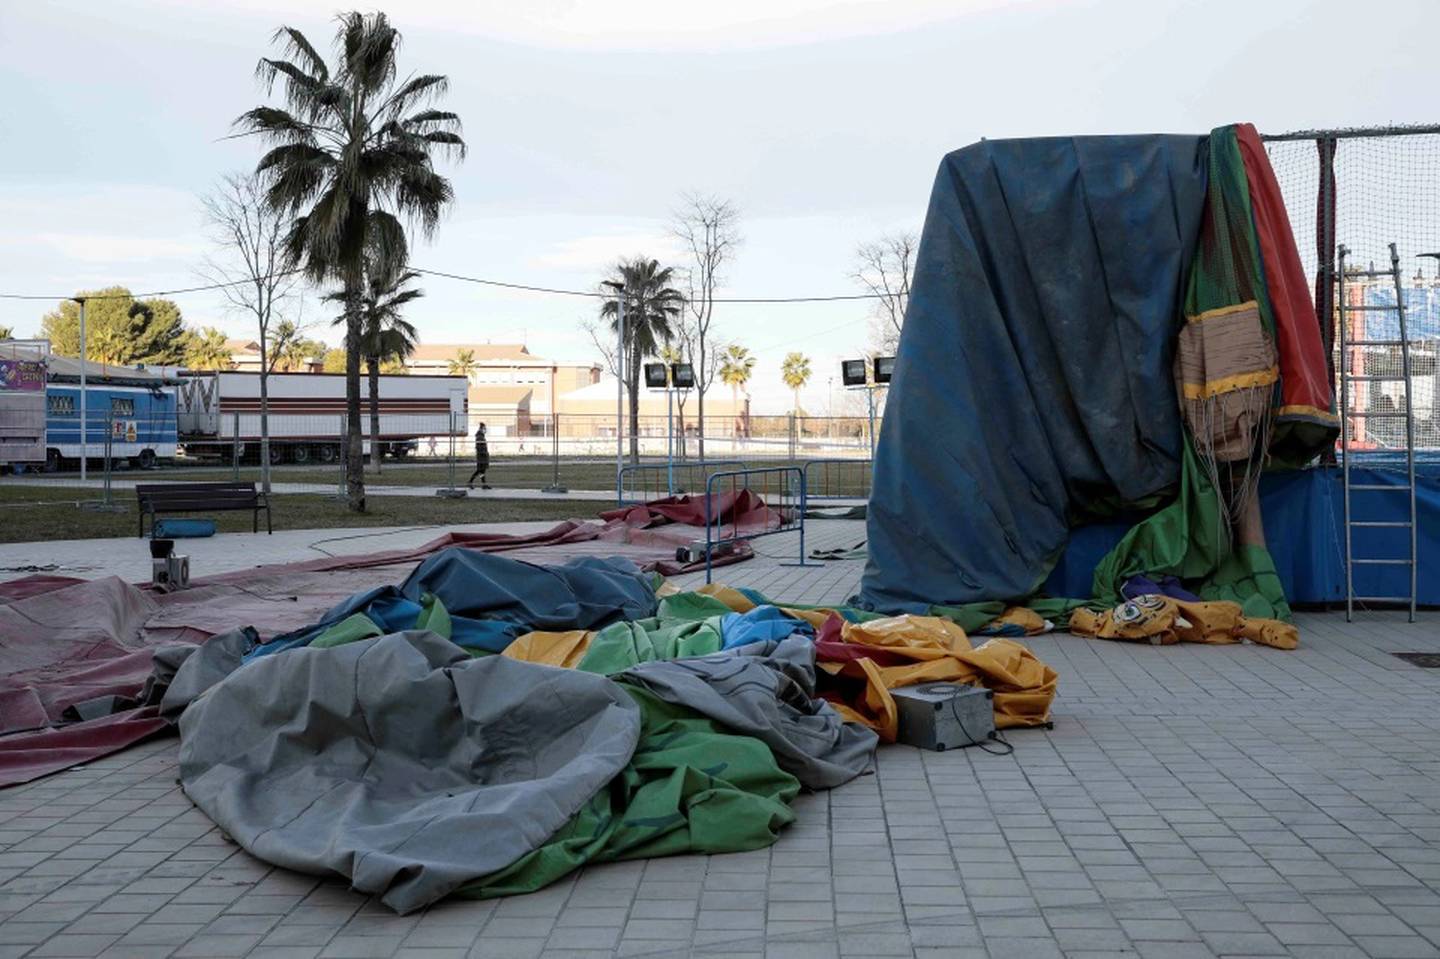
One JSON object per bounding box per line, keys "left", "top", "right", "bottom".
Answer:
{"left": 176, "top": 371, "right": 468, "bottom": 464}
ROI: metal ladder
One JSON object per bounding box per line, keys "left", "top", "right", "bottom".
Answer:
{"left": 1336, "top": 242, "right": 1418, "bottom": 622}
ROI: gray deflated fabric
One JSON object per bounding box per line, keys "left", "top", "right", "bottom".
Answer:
{"left": 178, "top": 631, "right": 641, "bottom": 914}
{"left": 618, "top": 636, "right": 877, "bottom": 789}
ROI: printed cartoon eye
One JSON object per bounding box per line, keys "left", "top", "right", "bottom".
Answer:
{"left": 1134, "top": 594, "right": 1167, "bottom": 611}
{"left": 1114, "top": 602, "right": 1144, "bottom": 623}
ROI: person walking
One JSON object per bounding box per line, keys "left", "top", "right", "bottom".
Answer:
{"left": 467, "top": 422, "right": 491, "bottom": 489}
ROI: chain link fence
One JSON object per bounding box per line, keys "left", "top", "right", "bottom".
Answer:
{"left": 1263, "top": 126, "right": 1440, "bottom": 451}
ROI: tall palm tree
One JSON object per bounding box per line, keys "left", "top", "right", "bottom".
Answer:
{"left": 447, "top": 348, "right": 477, "bottom": 378}
{"left": 328, "top": 266, "right": 422, "bottom": 474}
{"left": 186, "top": 327, "right": 235, "bottom": 371}
{"left": 235, "top": 12, "right": 465, "bottom": 511}
{"left": 782, "top": 351, "right": 812, "bottom": 415}
{"left": 269, "top": 319, "right": 314, "bottom": 371}
{"left": 600, "top": 258, "right": 683, "bottom": 461}
{"left": 719, "top": 343, "right": 756, "bottom": 436}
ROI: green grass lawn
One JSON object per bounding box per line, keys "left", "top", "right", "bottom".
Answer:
{"left": 0, "top": 485, "right": 597, "bottom": 544}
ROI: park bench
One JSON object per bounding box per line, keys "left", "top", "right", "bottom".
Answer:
{"left": 135, "top": 482, "right": 271, "bottom": 538}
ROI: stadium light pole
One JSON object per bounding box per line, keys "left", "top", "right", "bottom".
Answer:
{"left": 603, "top": 280, "right": 626, "bottom": 478}
{"left": 73, "top": 296, "right": 87, "bottom": 481}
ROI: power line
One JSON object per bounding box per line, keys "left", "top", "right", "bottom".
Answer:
{"left": 0, "top": 265, "right": 891, "bottom": 305}
{"left": 0, "top": 271, "right": 306, "bottom": 302}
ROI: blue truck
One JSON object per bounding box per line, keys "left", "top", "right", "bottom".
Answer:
{"left": 42, "top": 357, "right": 178, "bottom": 471}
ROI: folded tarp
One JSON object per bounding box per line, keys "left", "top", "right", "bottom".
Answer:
{"left": 861, "top": 134, "right": 1209, "bottom": 610}
{"left": 251, "top": 552, "right": 658, "bottom": 659}
{"left": 178, "top": 631, "right": 643, "bottom": 914}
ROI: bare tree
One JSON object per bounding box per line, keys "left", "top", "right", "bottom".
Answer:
{"left": 853, "top": 232, "right": 918, "bottom": 354}
{"left": 672, "top": 194, "right": 741, "bottom": 460}
{"left": 199, "top": 172, "right": 300, "bottom": 493}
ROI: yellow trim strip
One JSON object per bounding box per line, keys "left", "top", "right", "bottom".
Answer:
{"left": 1181, "top": 366, "right": 1279, "bottom": 400}
{"left": 1184, "top": 300, "right": 1260, "bottom": 324}
{"left": 1277, "top": 404, "right": 1339, "bottom": 424}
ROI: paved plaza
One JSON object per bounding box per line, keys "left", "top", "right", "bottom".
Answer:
{"left": 3, "top": 519, "right": 1439, "bottom": 959}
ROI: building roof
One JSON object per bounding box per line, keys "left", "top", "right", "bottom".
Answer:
{"left": 409, "top": 343, "right": 541, "bottom": 363}
{"left": 45, "top": 355, "right": 180, "bottom": 385}
{"left": 467, "top": 385, "right": 533, "bottom": 408}
{"left": 224, "top": 338, "right": 260, "bottom": 354}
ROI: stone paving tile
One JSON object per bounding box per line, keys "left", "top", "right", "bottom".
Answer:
{"left": 4, "top": 526, "right": 1440, "bottom": 957}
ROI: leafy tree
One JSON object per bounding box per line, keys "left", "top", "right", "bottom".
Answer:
{"left": 322, "top": 348, "right": 347, "bottom": 373}
{"left": 447, "top": 348, "right": 477, "bottom": 378}
{"left": 719, "top": 343, "right": 756, "bottom": 437}
{"left": 236, "top": 11, "right": 465, "bottom": 512}
{"left": 40, "top": 288, "right": 190, "bottom": 366}
{"left": 326, "top": 266, "right": 422, "bottom": 473}
{"left": 0, "top": 326, "right": 14, "bottom": 340}
{"left": 782, "top": 351, "right": 812, "bottom": 414}
{"left": 187, "top": 327, "right": 236, "bottom": 370}
{"left": 599, "top": 258, "right": 683, "bottom": 461}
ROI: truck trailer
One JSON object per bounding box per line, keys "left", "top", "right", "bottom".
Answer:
{"left": 44, "top": 356, "right": 179, "bottom": 471}
{"left": 176, "top": 371, "right": 468, "bottom": 464}
{"left": 0, "top": 340, "right": 49, "bottom": 473}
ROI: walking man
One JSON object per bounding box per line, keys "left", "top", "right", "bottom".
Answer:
{"left": 467, "top": 422, "right": 491, "bottom": 489}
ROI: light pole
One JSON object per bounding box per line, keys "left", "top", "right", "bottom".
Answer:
{"left": 74, "top": 296, "right": 88, "bottom": 481}
{"left": 842, "top": 355, "right": 894, "bottom": 459}
{"left": 645, "top": 361, "right": 695, "bottom": 494}
{"left": 603, "top": 280, "right": 626, "bottom": 477}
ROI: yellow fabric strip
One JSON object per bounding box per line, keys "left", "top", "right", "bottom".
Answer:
{"left": 1184, "top": 300, "right": 1260, "bottom": 324}
{"left": 1180, "top": 366, "right": 1279, "bottom": 400}
{"left": 1277, "top": 404, "right": 1339, "bottom": 424}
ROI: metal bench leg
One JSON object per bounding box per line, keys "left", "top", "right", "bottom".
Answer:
{"left": 266, "top": 506, "right": 272, "bottom": 534}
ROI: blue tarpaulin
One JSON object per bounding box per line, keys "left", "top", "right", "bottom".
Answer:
{"left": 1044, "top": 464, "right": 1439, "bottom": 606}
{"left": 861, "top": 134, "right": 1209, "bottom": 610}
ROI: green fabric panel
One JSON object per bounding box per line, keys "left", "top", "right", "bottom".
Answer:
{"left": 577, "top": 618, "right": 724, "bottom": 675}
{"left": 926, "top": 601, "right": 1007, "bottom": 633}
{"left": 458, "top": 686, "right": 798, "bottom": 899}
{"left": 1202, "top": 544, "right": 1292, "bottom": 620}
{"left": 413, "top": 593, "right": 452, "bottom": 639}
{"left": 309, "top": 613, "right": 383, "bottom": 649}
{"left": 656, "top": 592, "right": 735, "bottom": 621}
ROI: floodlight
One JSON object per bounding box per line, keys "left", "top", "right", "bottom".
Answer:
{"left": 670, "top": 363, "right": 695, "bottom": 388}
{"left": 841, "top": 359, "right": 868, "bottom": 387}
{"left": 643, "top": 363, "right": 668, "bottom": 389}
{"left": 873, "top": 355, "right": 896, "bottom": 384}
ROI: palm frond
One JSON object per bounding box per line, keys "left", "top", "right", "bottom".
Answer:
{"left": 271, "top": 25, "right": 329, "bottom": 81}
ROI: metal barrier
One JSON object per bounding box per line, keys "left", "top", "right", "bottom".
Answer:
{"left": 703, "top": 466, "right": 811, "bottom": 583}
{"left": 801, "top": 458, "right": 872, "bottom": 501}
{"left": 616, "top": 459, "right": 744, "bottom": 506}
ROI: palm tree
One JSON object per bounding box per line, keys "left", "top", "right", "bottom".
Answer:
{"left": 328, "top": 266, "right": 422, "bottom": 474}
{"left": 0, "top": 326, "right": 13, "bottom": 340}
{"left": 719, "top": 344, "right": 756, "bottom": 437}
{"left": 447, "top": 348, "right": 477, "bottom": 378}
{"left": 782, "top": 351, "right": 811, "bottom": 414}
{"left": 269, "top": 319, "right": 314, "bottom": 371}
{"left": 235, "top": 12, "right": 465, "bottom": 511}
{"left": 186, "top": 327, "right": 235, "bottom": 371}
{"left": 600, "top": 258, "right": 683, "bottom": 462}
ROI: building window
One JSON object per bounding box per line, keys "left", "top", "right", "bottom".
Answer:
{"left": 49, "top": 395, "right": 75, "bottom": 415}
{"left": 111, "top": 398, "right": 135, "bottom": 417}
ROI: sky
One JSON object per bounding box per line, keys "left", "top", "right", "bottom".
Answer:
{"left": 2, "top": 0, "right": 1438, "bottom": 413}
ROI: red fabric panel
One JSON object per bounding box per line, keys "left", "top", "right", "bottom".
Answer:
{"left": 0, "top": 575, "right": 87, "bottom": 605}
{"left": 1235, "top": 122, "right": 1335, "bottom": 417}
{"left": 0, "top": 709, "right": 170, "bottom": 788}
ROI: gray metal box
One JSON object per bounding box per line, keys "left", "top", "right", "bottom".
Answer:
{"left": 893, "top": 682, "right": 996, "bottom": 751}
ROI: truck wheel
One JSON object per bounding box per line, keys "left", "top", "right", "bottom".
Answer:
{"left": 318, "top": 445, "right": 338, "bottom": 464}
{"left": 45, "top": 449, "right": 62, "bottom": 472}
{"left": 137, "top": 449, "right": 157, "bottom": 470}
{"left": 392, "top": 446, "right": 409, "bottom": 460}
{"left": 292, "top": 445, "right": 312, "bottom": 465}
{"left": 268, "top": 445, "right": 285, "bottom": 466}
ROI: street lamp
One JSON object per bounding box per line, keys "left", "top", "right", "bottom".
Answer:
{"left": 644, "top": 361, "right": 694, "bottom": 494}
